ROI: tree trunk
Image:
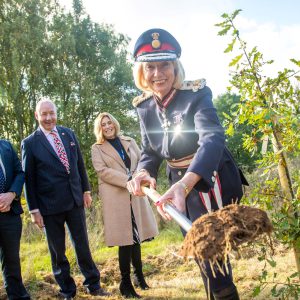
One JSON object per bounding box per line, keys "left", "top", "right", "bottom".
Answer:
{"left": 271, "top": 132, "right": 300, "bottom": 277}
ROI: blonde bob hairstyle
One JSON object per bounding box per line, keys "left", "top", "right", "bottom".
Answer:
{"left": 94, "top": 112, "right": 121, "bottom": 144}
{"left": 133, "top": 59, "right": 185, "bottom": 93}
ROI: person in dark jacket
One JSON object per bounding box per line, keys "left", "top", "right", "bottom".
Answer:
{"left": 21, "top": 99, "right": 111, "bottom": 300}
{"left": 0, "top": 139, "right": 30, "bottom": 299}
{"left": 127, "top": 28, "right": 248, "bottom": 300}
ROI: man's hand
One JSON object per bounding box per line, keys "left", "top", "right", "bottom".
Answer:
{"left": 0, "top": 192, "right": 15, "bottom": 212}
{"left": 83, "top": 192, "right": 92, "bottom": 208}
{"left": 31, "top": 211, "right": 45, "bottom": 228}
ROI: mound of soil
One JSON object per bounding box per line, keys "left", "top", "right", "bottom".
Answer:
{"left": 180, "top": 204, "right": 273, "bottom": 267}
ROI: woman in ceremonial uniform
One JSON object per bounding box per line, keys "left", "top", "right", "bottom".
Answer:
{"left": 127, "top": 28, "right": 248, "bottom": 300}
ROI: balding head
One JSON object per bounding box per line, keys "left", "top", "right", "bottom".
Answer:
{"left": 35, "top": 99, "right": 57, "bottom": 114}
{"left": 35, "top": 99, "right": 57, "bottom": 131}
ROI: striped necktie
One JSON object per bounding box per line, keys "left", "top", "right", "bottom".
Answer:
{"left": 50, "top": 131, "right": 70, "bottom": 173}
{"left": 0, "top": 164, "right": 5, "bottom": 193}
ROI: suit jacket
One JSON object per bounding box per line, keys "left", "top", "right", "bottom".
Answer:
{"left": 0, "top": 139, "right": 24, "bottom": 215}
{"left": 21, "top": 126, "right": 90, "bottom": 216}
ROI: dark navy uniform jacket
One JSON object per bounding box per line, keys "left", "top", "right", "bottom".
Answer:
{"left": 133, "top": 80, "right": 248, "bottom": 222}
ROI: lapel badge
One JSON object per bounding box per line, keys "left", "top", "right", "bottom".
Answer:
{"left": 70, "top": 142, "right": 75, "bottom": 146}
{"left": 62, "top": 132, "right": 65, "bottom": 136}
{"left": 151, "top": 32, "right": 161, "bottom": 49}
{"left": 173, "top": 113, "right": 183, "bottom": 125}
{"left": 173, "top": 113, "right": 183, "bottom": 135}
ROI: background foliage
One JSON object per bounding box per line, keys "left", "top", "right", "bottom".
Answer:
{"left": 0, "top": 0, "right": 139, "bottom": 190}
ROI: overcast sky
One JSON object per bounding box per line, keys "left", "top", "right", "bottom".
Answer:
{"left": 58, "top": 0, "right": 300, "bottom": 97}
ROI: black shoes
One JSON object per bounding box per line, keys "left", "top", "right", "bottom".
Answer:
{"left": 119, "top": 280, "right": 141, "bottom": 298}
{"left": 133, "top": 274, "right": 150, "bottom": 290}
{"left": 213, "top": 285, "right": 240, "bottom": 300}
{"left": 88, "top": 288, "right": 112, "bottom": 297}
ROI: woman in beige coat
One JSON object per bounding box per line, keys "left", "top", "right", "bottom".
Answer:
{"left": 91, "top": 112, "right": 158, "bottom": 299}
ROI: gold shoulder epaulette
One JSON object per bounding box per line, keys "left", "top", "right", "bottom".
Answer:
{"left": 132, "top": 92, "right": 153, "bottom": 107}
{"left": 180, "top": 78, "right": 206, "bottom": 92}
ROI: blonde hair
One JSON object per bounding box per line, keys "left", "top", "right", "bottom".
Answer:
{"left": 133, "top": 59, "right": 185, "bottom": 93}
{"left": 94, "top": 112, "right": 121, "bottom": 144}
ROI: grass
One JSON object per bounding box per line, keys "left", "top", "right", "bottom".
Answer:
{"left": 0, "top": 218, "right": 299, "bottom": 299}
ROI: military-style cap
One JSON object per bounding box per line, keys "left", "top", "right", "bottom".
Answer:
{"left": 133, "top": 28, "right": 181, "bottom": 62}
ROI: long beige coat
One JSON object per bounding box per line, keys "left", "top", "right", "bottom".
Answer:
{"left": 91, "top": 136, "right": 158, "bottom": 246}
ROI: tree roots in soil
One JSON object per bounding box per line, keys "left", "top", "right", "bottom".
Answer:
{"left": 180, "top": 204, "right": 273, "bottom": 275}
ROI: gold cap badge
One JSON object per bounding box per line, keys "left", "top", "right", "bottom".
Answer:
{"left": 151, "top": 32, "right": 161, "bottom": 49}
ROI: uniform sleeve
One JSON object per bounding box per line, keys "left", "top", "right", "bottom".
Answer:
{"left": 91, "top": 145, "right": 129, "bottom": 188}
{"left": 187, "top": 88, "right": 225, "bottom": 189}
{"left": 137, "top": 114, "right": 163, "bottom": 179}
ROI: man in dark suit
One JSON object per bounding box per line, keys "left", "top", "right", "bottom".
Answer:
{"left": 0, "top": 139, "right": 30, "bottom": 300}
{"left": 21, "top": 99, "right": 110, "bottom": 300}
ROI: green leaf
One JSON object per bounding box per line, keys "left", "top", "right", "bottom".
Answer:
{"left": 224, "top": 38, "right": 236, "bottom": 53}
{"left": 232, "top": 9, "right": 242, "bottom": 19}
{"left": 215, "top": 21, "right": 228, "bottom": 27}
{"left": 226, "top": 123, "right": 235, "bottom": 136}
{"left": 252, "top": 286, "right": 261, "bottom": 296}
{"left": 218, "top": 25, "right": 231, "bottom": 36}
{"left": 221, "top": 13, "right": 229, "bottom": 18}
{"left": 229, "top": 54, "right": 243, "bottom": 66}
{"left": 266, "top": 258, "right": 276, "bottom": 267}
{"left": 289, "top": 272, "right": 300, "bottom": 278}
{"left": 290, "top": 58, "right": 300, "bottom": 67}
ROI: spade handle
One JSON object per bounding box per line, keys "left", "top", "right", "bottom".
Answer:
{"left": 141, "top": 186, "right": 192, "bottom": 232}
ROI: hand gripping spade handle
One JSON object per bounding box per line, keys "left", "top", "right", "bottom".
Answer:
{"left": 141, "top": 186, "right": 192, "bottom": 232}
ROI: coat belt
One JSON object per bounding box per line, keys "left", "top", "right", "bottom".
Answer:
{"left": 167, "top": 153, "right": 195, "bottom": 169}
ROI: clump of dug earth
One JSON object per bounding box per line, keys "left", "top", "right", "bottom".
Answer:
{"left": 180, "top": 204, "right": 273, "bottom": 272}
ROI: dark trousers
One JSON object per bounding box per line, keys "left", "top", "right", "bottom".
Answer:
{"left": 197, "top": 259, "right": 234, "bottom": 295}
{"left": 0, "top": 213, "right": 30, "bottom": 300}
{"left": 169, "top": 172, "right": 237, "bottom": 296}
{"left": 43, "top": 206, "right": 100, "bottom": 298}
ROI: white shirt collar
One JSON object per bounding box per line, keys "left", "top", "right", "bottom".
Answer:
{"left": 40, "top": 126, "right": 58, "bottom": 136}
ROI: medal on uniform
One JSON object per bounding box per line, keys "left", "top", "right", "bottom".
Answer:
{"left": 173, "top": 113, "right": 183, "bottom": 135}
{"left": 161, "top": 118, "right": 171, "bottom": 131}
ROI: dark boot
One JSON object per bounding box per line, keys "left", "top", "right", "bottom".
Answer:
{"left": 213, "top": 285, "right": 240, "bottom": 300}
{"left": 119, "top": 246, "right": 141, "bottom": 299}
{"left": 131, "top": 244, "right": 149, "bottom": 290}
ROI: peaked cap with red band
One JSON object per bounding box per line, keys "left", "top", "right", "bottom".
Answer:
{"left": 133, "top": 28, "right": 181, "bottom": 62}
